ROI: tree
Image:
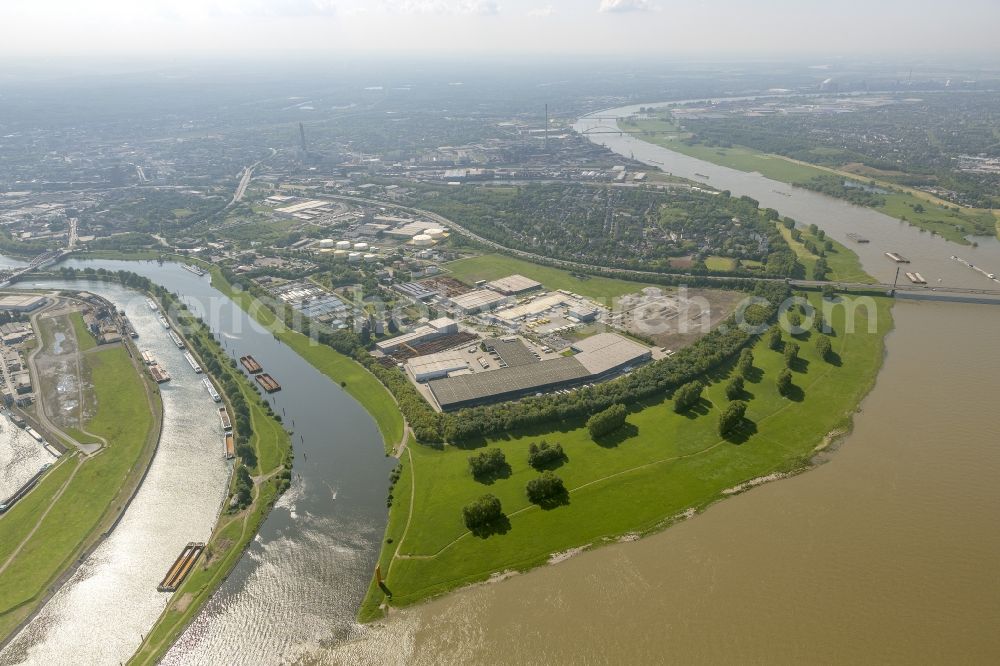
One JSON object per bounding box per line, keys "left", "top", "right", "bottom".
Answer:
{"left": 776, "top": 369, "right": 793, "bottom": 396}
{"left": 462, "top": 494, "right": 503, "bottom": 529}
{"left": 526, "top": 471, "right": 566, "bottom": 504}
{"left": 783, "top": 341, "right": 800, "bottom": 367}
{"left": 821, "top": 284, "right": 836, "bottom": 300}
{"left": 528, "top": 440, "right": 565, "bottom": 469}
{"left": 468, "top": 448, "right": 507, "bottom": 479}
{"left": 719, "top": 400, "right": 747, "bottom": 436}
{"left": 813, "top": 257, "right": 829, "bottom": 280}
{"left": 587, "top": 403, "right": 627, "bottom": 439}
{"left": 816, "top": 334, "right": 833, "bottom": 361}
{"left": 737, "top": 348, "right": 754, "bottom": 377}
{"left": 725, "top": 375, "right": 744, "bottom": 400}
{"left": 814, "top": 311, "right": 828, "bottom": 334}
{"left": 673, "top": 380, "right": 703, "bottom": 413}
{"left": 766, "top": 325, "right": 782, "bottom": 350}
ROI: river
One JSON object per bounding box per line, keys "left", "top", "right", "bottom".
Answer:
{"left": 0, "top": 262, "right": 393, "bottom": 665}
{"left": 304, "top": 105, "right": 1000, "bottom": 664}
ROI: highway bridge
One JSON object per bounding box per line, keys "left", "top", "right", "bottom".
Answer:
{"left": 0, "top": 250, "right": 70, "bottom": 288}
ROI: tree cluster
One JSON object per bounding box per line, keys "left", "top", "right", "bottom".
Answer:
{"left": 462, "top": 493, "right": 503, "bottom": 529}
{"left": 528, "top": 441, "right": 565, "bottom": 469}
{"left": 586, "top": 403, "right": 628, "bottom": 439}
{"left": 673, "top": 380, "right": 703, "bottom": 413}
{"left": 526, "top": 471, "right": 566, "bottom": 504}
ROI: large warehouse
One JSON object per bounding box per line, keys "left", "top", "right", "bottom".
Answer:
{"left": 0, "top": 295, "right": 46, "bottom": 313}
{"left": 426, "top": 333, "right": 651, "bottom": 411}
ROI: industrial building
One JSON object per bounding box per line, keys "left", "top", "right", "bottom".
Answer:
{"left": 425, "top": 332, "right": 651, "bottom": 411}
{"left": 447, "top": 289, "right": 508, "bottom": 314}
{"left": 486, "top": 274, "right": 542, "bottom": 295}
{"left": 0, "top": 295, "right": 46, "bottom": 313}
{"left": 376, "top": 317, "right": 459, "bottom": 354}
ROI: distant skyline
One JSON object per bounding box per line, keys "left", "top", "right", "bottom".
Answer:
{"left": 2, "top": 0, "right": 1000, "bottom": 59}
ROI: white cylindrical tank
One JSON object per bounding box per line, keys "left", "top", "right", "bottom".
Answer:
{"left": 412, "top": 234, "right": 434, "bottom": 247}
{"left": 333, "top": 249, "right": 348, "bottom": 259}
{"left": 363, "top": 253, "right": 377, "bottom": 261}
{"left": 426, "top": 228, "right": 445, "bottom": 238}
{"left": 348, "top": 252, "right": 361, "bottom": 262}
{"left": 336, "top": 240, "right": 351, "bottom": 250}
{"left": 318, "top": 238, "right": 334, "bottom": 248}
{"left": 353, "top": 242, "right": 369, "bottom": 251}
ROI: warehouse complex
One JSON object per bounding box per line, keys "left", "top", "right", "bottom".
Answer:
{"left": 422, "top": 333, "right": 651, "bottom": 411}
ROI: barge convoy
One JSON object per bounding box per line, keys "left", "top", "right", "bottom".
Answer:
{"left": 885, "top": 252, "right": 910, "bottom": 263}
{"left": 158, "top": 542, "right": 205, "bottom": 592}
{"left": 203, "top": 377, "right": 221, "bottom": 402}
{"left": 184, "top": 351, "right": 202, "bottom": 373}
{"left": 240, "top": 355, "right": 262, "bottom": 374}
{"left": 255, "top": 373, "right": 281, "bottom": 393}
{"left": 224, "top": 433, "right": 235, "bottom": 460}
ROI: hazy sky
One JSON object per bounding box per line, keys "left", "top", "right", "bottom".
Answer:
{"left": 2, "top": 0, "right": 999, "bottom": 58}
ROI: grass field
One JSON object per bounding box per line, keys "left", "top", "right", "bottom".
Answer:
{"left": 363, "top": 293, "right": 892, "bottom": 613}
{"left": 0, "top": 345, "right": 156, "bottom": 640}
{"left": 704, "top": 256, "right": 736, "bottom": 271}
{"left": 70, "top": 312, "right": 96, "bottom": 352}
{"left": 625, "top": 119, "right": 999, "bottom": 244}
{"left": 445, "top": 254, "right": 655, "bottom": 302}
{"left": 210, "top": 269, "right": 404, "bottom": 452}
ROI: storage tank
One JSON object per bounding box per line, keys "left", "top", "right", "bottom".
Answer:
{"left": 348, "top": 252, "right": 361, "bottom": 262}
{"left": 333, "top": 249, "right": 349, "bottom": 259}
{"left": 412, "top": 234, "right": 434, "bottom": 247}
{"left": 426, "top": 228, "right": 446, "bottom": 238}
{"left": 335, "top": 240, "right": 351, "bottom": 250}
{"left": 318, "top": 238, "right": 334, "bottom": 248}
{"left": 363, "top": 253, "right": 377, "bottom": 262}
{"left": 353, "top": 242, "right": 369, "bottom": 251}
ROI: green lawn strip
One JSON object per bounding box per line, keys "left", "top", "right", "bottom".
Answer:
{"left": 376, "top": 294, "right": 891, "bottom": 609}
{"left": 357, "top": 436, "right": 415, "bottom": 622}
{"left": 69, "top": 311, "right": 96, "bottom": 351}
{"left": 777, "top": 225, "right": 817, "bottom": 277}
{"left": 444, "top": 254, "right": 656, "bottom": 302}
{"left": 627, "top": 120, "right": 994, "bottom": 244}
{"left": 209, "top": 269, "right": 403, "bottom": 452}
{"left": 0, "top": 456, "right": 77, "bottom": 568}
{"left": 704, "top": 256, "right": 736, "bottom": 271}
{"left": 63, "top": 427, "right": 102, "bottom": 448}
{"left": 803, "top": 231, "right": 874, "bottom": 284}
{"left": 0, "top": 346, "right": 154, "bottom": 635}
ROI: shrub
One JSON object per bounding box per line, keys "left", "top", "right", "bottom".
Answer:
{"left": 783, "top": 341, "right": 800, "bottom": 367}
{"left": 586, "top": 403, "right": 627, "bottom": 439}
{"left": 528, "top": 440, "right": 565, "bottom": 468}
{"left": 725, "top": 375, "right": 744, "bottom": 400}
{"left": 526, "top": 471, "right": 566, "bottom": 504}
{"left": 468, "top": 448, "right": 507, "bottom": 479}
{"left": 462, "top": 494, "right": 503, "bottom": 529}
{"left": 815, "top": 334, "right": 833, "bottom": 361}
{"left": 776, "top": 368, "right": 793, "bottom": 396}
{"left": 737, "top": 348, "right": 754, "bottom": 377}
{"left": 673, "top": 380, "right": 703, "bottom": 413}
{"left": 718, "top": 400, "right": 747, "bottom": 436}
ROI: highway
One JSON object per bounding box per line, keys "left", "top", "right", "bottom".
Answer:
{"left": 316, "top": 193, "right": 1000, "bottom": 301}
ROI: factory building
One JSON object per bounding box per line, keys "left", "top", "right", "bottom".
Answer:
{"left": 375, "top": 317, "right": 459, "bottom": 354}
{"left": 486, "top": 274, "right": 542, "bottom": 295}
{"left": 0, "top": 295, "right": 46, "bottom": 313}
{"left": 447, "top": 289, "right": 508, "bottom": 314}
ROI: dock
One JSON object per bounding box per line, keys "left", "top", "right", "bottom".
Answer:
{"left": 224, "top": 433, "right": 235, "bottom": 459}
{"left": 150, "top": 364, "right": 171, "bottom": 383}
{"left": 905, "top": 272, "right": 927, "bottom": 284}
{"left": 141, "top": 349, "right": 157, "bottom": 366}
{"left": 240, "top": 355, "right": 263, "bottom": 374}
{"left": 203, "top": 377, "right": 221, "bottom": 402}
{"left": 157, "top": 542, "right": 205, "bottom": 592}
{"left": 846, "top": 232, "right": 870, "bottom": 244}
{"left": 255, "top": 373, "right": 281, "bottom": 393}
{"left": 184, "top": 351, "right": 202, "bottom": 373}
{"left": 168, "top": 330, "right": 185, "bottom": 349}
{"left": 885, "top": 252, "right": 910, "bottom": 263}
{"left": 219, "top": 407, "right": 232, "bottom": 431}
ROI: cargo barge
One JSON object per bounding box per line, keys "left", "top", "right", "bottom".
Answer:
{"left": 157, "top": 542, "right": 205, "bottom": 592}
{"left": 168, "top": 330, "right": 184, "bottom": 349}
{"left": 203, "top": 377, "right": 221, "bottom": 402}
{"left": 239, "top": 355, "right": 263, "bottom": 374}
{"left": 885, "top": 252, "right": 910, "bottom": 263}
{"left": 184, "top": 351, "right": 202, "bottom": 373}
{"left": 150, "top": 364, "right": 171, "bottom": 383}
{"left": 219, "top": 407, "right": 232, "bottom": 431}
{"left": 182, "top": 264, "right": 206, "bottom": 277}
{"left": 141, "top": 349, "right": 157, "bottom": 366}
{"left": 846, "top": 232, "right": 869, "bottom": 244}
{"left": 158, "top": 314, "right": 170, "bottom": 329}
{"left": 255, "top": 373, "right": 281, "bottom": 393}
{"left": 145, "top": 297, "right": 158, "bottom": 311}
{"left": 905, "top": 272, "right": 927, "bottom": 284}
{"left": 224, "top": 433, "right": 235, "bottom": 459}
